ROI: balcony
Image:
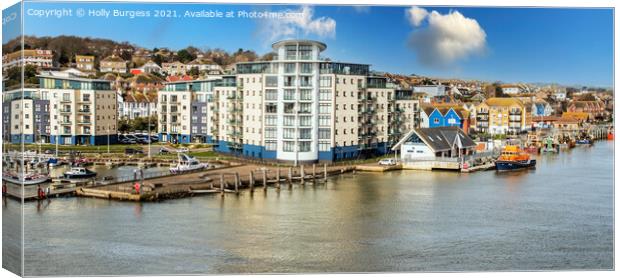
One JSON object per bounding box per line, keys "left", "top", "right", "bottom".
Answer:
{"left": 77, "top": 109, "right": 91, "bottom": 113}
{"left": 60, "top": 99, "right": 72, "bottom": 103}
{"left": 78, "top": 99, "right": 91, "bottom": 103}
{"left": 77, "top": 120, "right": 92, "bottom": 125}
{"left": 59, "top": 120, "right": 72, "bottom": 125}
{"left": 59, "top": 109, "right": 72, "bottom": 113}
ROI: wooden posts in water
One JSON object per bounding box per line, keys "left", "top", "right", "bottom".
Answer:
{"left": 324, "top": 164, "right": 328, "bottom": 182}
{"left": 312, "top": 164, "right": 316, "bottom": 184}
{"left": 300, "top": 165, "right": 305, "bottom": 184}
{"left": 220, "top": 173, "right": 225, "bottom": 196}
{"left": 288, "top": 167, "right": 293, "bottom": 189}
{"left": 249, "top": 171, "right": 254, "bottom": 192}
{"left": 262, "top": 169, "right": 267, "bottom": 192}
{"left": 276, "top": 166, "right": 281, "bottom": 189}
{"left": 234, "top": 172, "right": 240, "bottom": 194}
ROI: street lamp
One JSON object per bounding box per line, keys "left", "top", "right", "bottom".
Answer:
{"left": 107, "top": 123, "right": 110, "bottom": 154}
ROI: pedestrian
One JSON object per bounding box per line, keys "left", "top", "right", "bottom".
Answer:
{"left": 37, "top": 185, "right": 45, "bottom": 200}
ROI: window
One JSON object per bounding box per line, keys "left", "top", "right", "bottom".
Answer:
{"left": 265, "top": 128, "right": 277, "bottom": 139}
{"left": 299, "top": 45, "right": 312, "bottom": 60}
{"left": 319, "top": 142, "right": 331, "bottom": 151}
{"left": 265, "top": 89, "right": 277, "bottom": 100}
{"left": 283, "top": 141, "right": 295, "bottom": 151}
{"left": 265, "top": 115, "right": 277, "bottom": 126}
{"left": 319, "top": 103, "right": 331, "bottom": 114}
{"left": 265, "top": 140, "right": 277, "bottom": 151}
{"left": 319, "top": 115, "right": 330, "bottom": 126}
{"left": 283, "top": 116, "right": 295, "bottom": 126}
{"left": 299, "top": 116, "right": 311, "bottom": 126}
{"left": 434, "top": 118, "right": 440, "bottom": 124}
{"left": 319, "top": 89, "right": 331, "bottom": 101}
{"left": 265, "top": 103, "right": 277, "bottom": 113}
{"left": 283, "top": 129, "right": 295, "bottom": 139}
{"left": 299, "top": 103, "right": 311, "bottom": 113}
{"left": 300, "top": 76, "right": 312, "bottom": 87}
{"left": 320, "top": 76, "right": 332, "bottom": 87}
{"left": 284, "top": 76, "right": 295, "bottom": 87}
{"left": 299, "top": 128, "right": 311, "bottom": 139}
{"left": 266, "top": 76, "right": 278, "bottom": 87}
{"left": 300, "top": 63, "right": 312, "bottom": 73}
{"left": 319, "top": 128, "right": 330, "bottom": 139}
{"left": 300, "top": 89, "right": 312, "bottom": 101}
{"left": 284, "top": 63, "right": 295, "bottom": 73}
{"left": 284, "top": 89, "right": 295, "bottom": 101}
{"left": 284, "top": 103, "right": 295, "bottom": 114}
{"left": 299, "top": 141, "right": 311, "bottom": 152}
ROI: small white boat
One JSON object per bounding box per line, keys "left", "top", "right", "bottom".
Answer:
{"left": 169, "top": 153, "right": 208, "bottom": 174}
{"left": 2, "top": 171, "right": 50, "bottom": 185}
{"left": 63, "top": 167, "right": 97, "bottom": 179}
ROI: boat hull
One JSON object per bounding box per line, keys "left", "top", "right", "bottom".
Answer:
{"left": 2, "top": 175, "right": 50, "bottom": 185}
{"left": 63, "top": 172, "right": 97, "bottom": 179}
{"left": 495, "top": 159, "right": 536, "bottom": 171}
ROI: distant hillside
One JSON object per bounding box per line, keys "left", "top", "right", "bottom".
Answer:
{"left": 3, "top": 35, "right": 135, "bottom": 67}
{"left": 2, "top": 35, "right": 273, "bottom": 69}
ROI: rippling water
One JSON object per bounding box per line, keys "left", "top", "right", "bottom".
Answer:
{"left": 3, "top": 141, "right": 613, "bottom": 275}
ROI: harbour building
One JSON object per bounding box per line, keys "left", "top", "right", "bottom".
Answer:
{"left": 157, "top": 40, "right": 421, "bottom": 162}
{"left": 2, "top": 89, "right": 50, "bottom": 144}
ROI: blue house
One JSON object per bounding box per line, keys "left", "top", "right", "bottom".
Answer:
{"left": 421, "top": 106, "right": 466, "bottom": 129}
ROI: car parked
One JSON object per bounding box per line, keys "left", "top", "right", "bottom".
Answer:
{"left": 177, "top": 147, "right": 189, "bottom": 153}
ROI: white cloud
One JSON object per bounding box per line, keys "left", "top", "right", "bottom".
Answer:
{"left": 352, "top": 6, "right": 371, "bottom": 13}
{"left": 406, "top": 6, "right": 429, "bottom": 27}
{"left": 256, "top": 6, "right": 336, "bottom": 44}
{"left": 406, "top": 8, "right": 487, "bottom": 67}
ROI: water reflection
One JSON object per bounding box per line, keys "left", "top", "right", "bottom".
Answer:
{"left": 9, "top": 141, "right": 614, "bottom": 275}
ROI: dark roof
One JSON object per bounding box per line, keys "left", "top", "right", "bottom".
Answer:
{"left": 422, "top": 106, "right": 436, "bottom": 116}
{"left": 409, "top": 127, "right": 476, "bottom": 152}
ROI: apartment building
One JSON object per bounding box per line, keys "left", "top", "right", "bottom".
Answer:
{"left": 2, "top": 49, "right": 53, "bottom": 72}
{"left": 75, "top": 55, "right": 96, "bottom": 72}
{"left": 475, "top": 98, "right": 527, "bottom": 135}
{"left": 40, "top": 74, "right": 118, "bottom": 145}
{"left": 2, "top": 89, "right": 50, "bottom": 144}
{"left": 157, "top": 40, "right": 420, "bottom": 162}
{"left": 120, "top": 92, "right": 157, "bottom": 120}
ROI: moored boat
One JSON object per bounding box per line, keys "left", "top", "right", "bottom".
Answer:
{"left": 170, "top": 153, "right": 209, "bottom": 174}
{"left": 495, "top": 145, "right": 536, "bottom": 171}
{"left": 2, "top": 171, "right": 50, "bottom": 185}
{"left": 576, "top": 139, "right": 592, "bottom": 145}
{"left": 63, "top": 167, "right": 97, "bottom": 179}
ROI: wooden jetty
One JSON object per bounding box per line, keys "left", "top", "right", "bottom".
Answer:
{"left": 74, "top": 163, "right": 355, "bottom": 202}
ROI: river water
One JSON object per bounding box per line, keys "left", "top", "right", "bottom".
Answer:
{"left": 3, "top": 141, "right": 614, "bottom": 275}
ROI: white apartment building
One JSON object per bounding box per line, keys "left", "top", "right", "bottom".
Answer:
{"left": 2, "top": 49, "right": 53, "bottom": 72}
{"left": 157, "top": 40, "right": 420, "bottom": 162}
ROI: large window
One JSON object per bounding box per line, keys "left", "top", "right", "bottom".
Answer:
{"left": 319, "top": 76, "right": 332, "bottom": 87}
{"left": 299, "top": 103, "right": 311, "bottom": 113}
{"left": 319, "top": 89, "right": 331, "bottom": 100}
{"left": 283, "top": 141, "right": 295, "bottom": 151}
{"left": 319, "top": 142, "right": 331, "bottom": 152}
{"left": 299, "top": 128, "right": 311, "bottom": 139}
{"left": 265, "top": 89, "right": 277, "bottom": 100}
{"left": 264, "top": 127, "right": 277, "bottom": 139}
{"left": 299, "top": 116, "right": 311, "bottom": 126}
{"left": 319, "top": 103, "right": 331, "bottom": 114}
{"left": 284, "top": 89, "right": 296, "bottom": 101}
{"left": 265, "top": 140, "right": 277, "bottom": 151}
{"left": 299, "top": 141, "right": 311, "bottom": 152}
{"left": 284, "top": 63, "right": 295, "bottom": 73}
{"left": 300, "top": 76, "right": 312, "bottom": 87}
{"left": 300, "top": 63, "right": 313, "bottom": 73}
{"left": 319, "top": 128, "right": 331, "bottom": 139}
{"left": 299, "top": 45, "right": 312, "bottom": 60}
{"left": 265, "top": 76, "right": 278, "bottom": 87}
{"left": 265, "top": 115, "right": 277, "bottom": 126}
{"left": 319, "top": 115, "right": 331, "bottom": 126}
{"left": 284, "top": 103, "right": 295, "bottom": 114}
{"left": 283, "top": 116, "right": 295, "bottom": 126}
{"left": 285, "top": 45, "right": 297, "bottom": 60}
{"left": 284, "top": 76, "right": 295, "bottom": 87}
{"left": 265, "top": 103, "right": 277, "bottom": 113}
{"left": 300, "top": 89, "right": 312, "bottom": 101}
{"left": 283, "top": 128, "right": 295, "bottom": 139}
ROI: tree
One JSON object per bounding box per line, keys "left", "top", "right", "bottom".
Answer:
{"left": 177, "top": 49, "right": 196, "bottom": 63}
{"left": 187, "top": 67, "right": 200, "bottom": 78}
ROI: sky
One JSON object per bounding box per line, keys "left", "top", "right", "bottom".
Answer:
{"left": 3, "top": 1, "right": 614, "bottom": 87}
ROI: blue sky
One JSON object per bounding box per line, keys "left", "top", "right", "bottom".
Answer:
{"left": 6, "top": 1, "right": 614, "bottom": 87}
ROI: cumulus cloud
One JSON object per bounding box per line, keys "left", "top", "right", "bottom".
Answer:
{"left": 406, "top": 6, "right": 487, "bottom": 67}
{"left": 256, "top": 6, "right": 336, "bottom": 43}
{"left": 406, "top": 6, "right": 429, "bottom": 27}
